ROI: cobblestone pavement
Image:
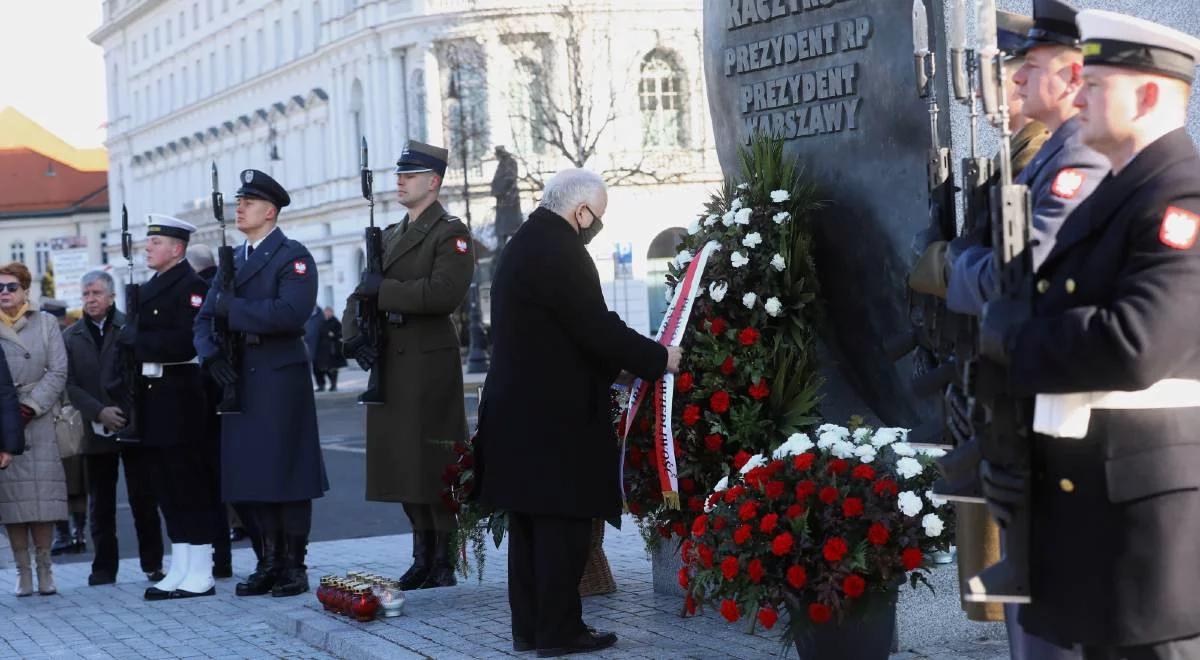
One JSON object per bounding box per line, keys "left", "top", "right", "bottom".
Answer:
{"left": 0, "top": 520, "right": 1009, "bottom": 659}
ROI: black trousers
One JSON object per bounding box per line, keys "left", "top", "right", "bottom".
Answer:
{"left": 402, "top": 502, "right": 457, "bottom": 533}
{"left": 507, "top": 512, "right": 591, "bottom": 649}
{"left": 313, "top": 367, "right": 326, "bottom": 389}
{"left": 146, "top": 441, "right": 223, "bottom": 545}
{"left": 84, "top": 448, "right": 163, "bottom": 575}
{"left": 243, "top": 500, "right": 313, "bottom": 539}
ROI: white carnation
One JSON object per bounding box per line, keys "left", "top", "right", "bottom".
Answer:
{"left": 713, "top": 476, "right": 729, "bottom": 492}
{"left": 921, "top": 512, "right": 945, "bottom": 537}
{"left": 817, "top": 424, "right": 850, "bottom": 437}
{"left": 772, "top": 211, "right": 791, "bottom": 224}
{"left": 687, "top": 218, "right": 702, "bottom": 235}
{"left": 871, "top": 428, "right": 903, "bottom": 448}
{"left": 918, "top": 447, "right": 947, "bottom": 458}
{"left": 742, "top": 232, "right": 763, "bottom": 249}
{"left": 890, "top": 442, "right": 917, "bottom": 457}
{"left": 664, "top": 286, "right": 674, "bottom": 302}
{"left": 708, "top": 281, "right": 728, "bottom": 302}
{"left": 675, "top": 250, "right": 693, "bottom": 268}
{"left": 738, "top": 453, "right": 767, "bottom": 475}
{"left": 772, "top": 433, "right": 814, "bottom": 458}
{"left": 895, "top": 457, "right": 924, "bottom": 480}
{"left": 734, "top": 208, "right": 753, "bottom": 225}
{"left": 730, "top": 251, "right": 749, "bottom": 268}
{"left": 736, "top": 183, "right": 749, "bottom": 191}
{"left": 730, "top": 198, "right": 744, "bottom": 211}
{"left": 854, "top": 444, "right": 877, "bottom": 463}
{"left": 898, "top": 490, "right": 924, "bottom": 517}
{"left": 770, "top": 254, "right": 786, "bottom": 271}
{"left": 852, "top": 428, "right": 871, "bottom": 443}
{"left": 770, "top": 190, "right": 791, "bottom": 203}
{"left": 764, "top": 296, "right": 782, "bottom": 317}
{"left": 831, "top": 440, "right": 857, "bottom": 459}
{"left": 742, "top": 292, "right": 757, "bottom": 309}
{"left": 704, "top": 214, "right": 720, "bottom": 227}
{"left": 721, "top": 211, "right": 736, "bottom": 227}
{"left": 926, "top": 490, "right": 948, "bottom": 508}
{"left": 817, "top": 425, "right": 850, "bottom": 449}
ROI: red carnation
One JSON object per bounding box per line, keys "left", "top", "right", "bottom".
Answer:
{"left": 682, "top": 404, "right": 701, "bottom": 427}
{"left": 873, "top": 478, "right": 899, "bottom": 497}
{"left": 902, "top": 547, "right": 923, "bottom": 571}
{"left": 720, "top": 356, "right": 735, "bottom": 376}
{"left": 681, "top": 539, "right": 693, "bottom": 563}
{"left": 704, "top": 434, "right": 724, "bottom": 452}
{"left": 732, "top": 451, "right": 752, "bottom": 470}
{"left": 764, "top": 480, "right": 785, "bottom": 500}
{"left": 759, "top": 513, "right": 779, "bottom": 534}
{"left": 795, "top": 480, "right": 816, "bottom": 499}
{"left": 723, "top": 485, "right": 746, "bottom": 504}
{"left": 712, "top": 516, "right": 728, "bottom": 531}
{"left": 785, "top": 503, "right": 805, "bottom": 519}
{"left": 738, "top": 327, "right": 760, "bottom": 346}
{"left": 748, "top": 558, "right": 765, "bottom": 584}
{"left": 710, "top": 317, "right": 728, "bottom": 336}
{"left": 698, "top": 544, "right": 714, "bottom": 568}
{"left": 748, "top": 378, "right": 770, "bottom": 400}
{"left": 771, "top": 532, "right": 794, "bottom": 556}
{"left": 685, "top": 593, "right": 697, "bottom": 615}
{"left": 676, "top": 372, "right": 694, "bottom": 393}
{"left": 852, "top": 464, "right": 876, "bottom": 481}
{"left": 809, "top": 603, "right": 832, "bottom": 624}
{"left": 827, "top": 458, "right": 849, "bottom": 475}
{"left": 677, "top": 568, "right": 689, "bottom": 589}
{"left": 733, "top": 524, "right": 752, "bottom": 545}
{"left": 823, "top": 537, "right": 849, "bottom": 563}
{"left": 757, "top": 606, "right": 778, "bottom": 630}
{"left": 628, "top": 501, "right": 642, "bottom": 516}
{"left": 671, "top": 522, "right": 686, "bottom": 538}
{"left": 842, "top": 497, "right": 864, "bottom": 518}
{"left": 843, "top": 574, "right": 866, "bottom": 598}
{"left": 721, "top": 556, "right": 739, "bottom": 581}
{"left": 680, "top": 478, "right": 696, "bottom": 494}
{"left": 745, "top": 467, "right": 769, "bottom": 489}
{"left": 710, "top": 390, "right": 731, "bottom": 414}
{"left": 687, "top": 496, "right": 702, "bottom": 512}
{"left": 786, "top": 564, "right": 808, "bottom": 589}
{"left": 691, "top": 514, "right": 708, "bottom": 537}
{"left": 721, "top": 599, "right": 740, "bottom": 622}
{"left": 867, "top": 522, "right": 889, "bottom": 546}
{"left": 819, "top": 486, "right": 839, "bottom": 505}
{"left": 738, "top": 501, "right": 758, "bottom": 522}
{"left": 793, "top": 452, "right": 815, "bottom": 471}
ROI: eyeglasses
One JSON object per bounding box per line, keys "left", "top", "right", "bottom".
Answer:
{"left": 582, "top": 205, "right": 603, "bottom": 224}
{"left": 0, "top": 283, "right": 21, "bottom": 293}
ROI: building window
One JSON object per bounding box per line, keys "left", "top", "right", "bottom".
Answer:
{"left": 154, "top": 26, "right": 160, "bottom": 52}
{"left": 293, "top": 10, "right": 302, "bottom": 58}
{"left": 166, "top": 19, "right": 172, "bottom": 45}
{"left": 169, "top": 72, "right": 176, "bottom": 110}
{"left": 100, "top": 232, "right": 109, "bottom": 265}
{"left": 256, "top": 29, "right": 264, "bottom": 74}
{"left": 195, "top": 58, "right": 203, "bottom": 99}
{"left": 209, "top": 52, "right": 217, "bottom": 93}
{"left": 274, "top": 20, "right": 283, "bottom": 66}
{"left": 509, "top": 56, "right": 550, "bottom": 156}
{"left": 182, "top": 65, "right": 189, "bottom": 103}
{"left": 350, "top": 79, "right": 365, "bottom": 162}
{"left": 312, "top": 1, "right": 322, "bottom": 51}
{"left": 10, "top": 241, "right": 24, "bottom": 264}
{"left": 142, "top": 35, "right": 148, "bottom": 59}
{"left": 638, "top": 50, "right": 688, "bottom": 149}
{"left": 179, "top": 11, "right": 185, "bottom": 37}
{"left": 132, "top": 41, "right": 138, "bottom": 64}
{"left": 35, "top": 241, "right": 50, "bottom": 276}
{"left": 133, "top": 90, "right": 140, "bottom": 122}
{"left": 240, "top": 36, "right": 247, "bottom": 81}
{"left": 206, "top": 0, "right": 213, "bottom": 22}
{"left": 410, "top": 69, "right": 427, "bottom": 142}
{"left": 224, "top": 44, "right": 232, "bottom": 87}
{"left": 192, "top": 3, "right": 199, "bottom": 29}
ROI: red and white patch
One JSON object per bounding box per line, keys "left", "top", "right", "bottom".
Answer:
{"left": 189, "top": 294, "right": 203, "bottom": 309}
{"left": 1051, "top": 168, "right": 1085, "bottom": 199}
{"left": 1159, "top": 206, "right": 1200, "bottom": 250}
{"left": 293, "top": 260, "right": 308, "bottom": 275}
{"left": 453, "top": 238, "right": 470, "bottom": 254}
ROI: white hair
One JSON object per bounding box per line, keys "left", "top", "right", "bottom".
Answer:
{"left": 539, "top": 168, "right": 606, "bottom": 217}
{"left": 80, "top": 270, "right": 114, "bottom": 295}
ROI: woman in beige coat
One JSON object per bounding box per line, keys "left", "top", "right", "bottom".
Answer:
{"left": 0, "top": 262, "right": 69, "bottom": 596}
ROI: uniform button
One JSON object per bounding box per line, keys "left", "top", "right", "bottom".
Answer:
{"left": 1065, "top": 278, "right": 1076, "bottom": 294}
{"left": 1059, "top": 478, "right": 1075, "bottom": 493}
{"left": 147, "top": 383, "right": 153, "bottom": 390}
{"left": 1037, "top": 279, "right": 1050, "bottom": 294}
{"left": 153, "top": 309, "right": 159, "bottom": 315}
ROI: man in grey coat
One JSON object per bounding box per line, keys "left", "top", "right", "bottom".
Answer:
{"left": 63, "top": 270, "right": 164, "bottom": 586}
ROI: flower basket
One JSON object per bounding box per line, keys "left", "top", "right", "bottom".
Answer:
{"left": 579, "top": 519, "right": 616, "bottom": 597}
{"left": 791, "top": 586, "right": 897, "bottom": 660}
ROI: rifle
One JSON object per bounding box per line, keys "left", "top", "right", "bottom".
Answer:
{"left": 356, "top": 136, "right": 387, "bottom": 406}
{"left": 211, "top": 163, "right": 243, "bottom": 415}
{"left": 114, "top": 204, "right": 142, "bottom": 442}
{"left": 960, "top": 0, "right": 1035, "bottom": 604}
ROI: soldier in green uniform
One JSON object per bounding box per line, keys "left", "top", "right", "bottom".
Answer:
{"left": 342, "top": 140, "right": 474, "bottom": 589}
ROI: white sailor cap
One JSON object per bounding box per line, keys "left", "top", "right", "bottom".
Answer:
{"left": 146, "top": 214, "right": 198, "bottom": 241}
{"left": 1077, "top": 9, "right": 1200, "bottom": 83}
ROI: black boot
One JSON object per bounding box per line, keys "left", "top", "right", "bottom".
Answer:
{"left": 271, "top": 535, "right": 309, "bottom": 597}
{"left": 420, "top": 532, "right": 457, "bottom": 589}
{"left": 398, "top": 531, "right": 432, "bottom": 591}
{"left": 51, "top": 520, "right": 73, "bottom": 556}
{"left": 235, "top": 532, "right": 280, "bottom": 596}
{"left": 70, "top": 512, "right": 87, "bottom": 553}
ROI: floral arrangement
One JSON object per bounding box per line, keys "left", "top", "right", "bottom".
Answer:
{"left": 622, "top": 137, "right": 823, "bottom": 546}
{"left": 680, "top": 422, "right": 952, "bottom": 644}
{"left": 444, "top": 435, "right": 507, "bottom": 582}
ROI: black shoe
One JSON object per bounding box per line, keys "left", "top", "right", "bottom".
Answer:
{"left": 229, "top": 528, "right": 248, "bottom": 543}
{"left": 419, "top": 531, "right": 457, "bottom": 589}
{"left": 214, "top": 564, "right": 233, "bottom": 579}
{"left": 144, "top": 586, "right": 174, "bottom": 601}
{"left": 536, "top": 631, "right": 618, "bottom": 657}
{"left": 271, "top": 534, "right": 310, "bottom": 597}
{"left": 514, "top": 637, "right": 534, "bottom": 653}
{"left": 145, "top": 570, "right": 166, "bottom": 582}
{"left": 329, "top": 386, "right": 337, "bottom": 392}
{"left": 88, "top": 572, "right": 116, "bottom": 586}
{"left": 170, "top": 586, "right": 216, "bottom": 599}
{"left": 398, "top": 531, "right": 433, "bottom": 591}
{"left": 236, "top": 533, "right": 281, "bottom": 597}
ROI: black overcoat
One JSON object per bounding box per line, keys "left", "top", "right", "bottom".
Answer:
{"left": 1007, "top": 129, "right": 1200, "bottom": 647}
{"left": 64, "top": 309, "right": 124, "bottom": 455}
{"left": 477, "top": 208, "right": 667, "bottom": 519}
{"left": 0, "top": 348, "right": 21, "bottom": 456}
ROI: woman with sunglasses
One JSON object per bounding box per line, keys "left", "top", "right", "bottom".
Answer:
{"left": 0, "top": 262, "right": 69, "bottom": 596}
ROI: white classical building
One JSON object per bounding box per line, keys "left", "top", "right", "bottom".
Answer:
{"left": 90, "top": 0, "right": 721, "bottom": 334}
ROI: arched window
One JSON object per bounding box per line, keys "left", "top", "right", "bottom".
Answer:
{"left": 349, "top": 78, "right": 365, "bottom": 165}
{"left": 10, "top": 240, "right": 24, "bottom": 264}
{"left": 35, "top": 240, "right": 50, "bottom": 276}
{"left": 639, "top": 50, "right": 688, "bottom": 149}
{"left": 509, "top": 57, "right": 549, "bottom": 156}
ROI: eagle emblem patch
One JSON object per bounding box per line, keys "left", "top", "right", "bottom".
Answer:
{"left": 189, "top": 294, "right": 203, "bottom": 308}
{"left": 1159, "top": 206, "right": 1200, "bottom": 250}
{"left": 293, "top": 260, "right": 308, "bottom": 275}
{"left": 454, "top": 238, "right": 469, "bottom": 254}
{"left": 1051, "top": 168, "right": 1085, "bottom": 199}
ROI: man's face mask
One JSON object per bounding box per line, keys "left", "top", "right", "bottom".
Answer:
{"left": 579, "top": 205, "right": 604, "bottom": 245}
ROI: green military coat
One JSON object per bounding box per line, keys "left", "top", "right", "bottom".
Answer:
{"left": 343, "top": 201, "right": 474, "bottom": 504}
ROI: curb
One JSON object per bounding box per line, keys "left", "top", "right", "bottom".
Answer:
{"left": 262, "top": 602, "right": 432, "bottom": 660}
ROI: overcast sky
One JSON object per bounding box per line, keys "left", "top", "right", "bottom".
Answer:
{"left": 0, "top": 0, "right": 108, "bottom": 148}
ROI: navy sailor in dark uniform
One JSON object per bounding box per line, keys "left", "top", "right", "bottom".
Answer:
{"left": 980, "top": 10, "right": 1200, "bottom": 658}
{"left": 107, "top": 215, "right": 219, "bottom": 600}
{"left": 193, "top": 169, "right": 328, "bottom": 598}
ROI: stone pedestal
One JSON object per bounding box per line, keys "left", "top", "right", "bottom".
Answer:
{"left": 649, "top": 537, "right": 685, "bottom": 598}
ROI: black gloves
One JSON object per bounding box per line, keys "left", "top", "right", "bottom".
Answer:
{"left": 354, "top": 272, "right": 383, "bottom": 300}
{"left": 206, "top": 356, "right": 238, "bottom": 387}
{"left": 214, "top": 293, "right": 231, "bottom": 319}
{"left": 980, "top": 299, "right": 1029, "bottom": 366}
{"left": 980, "top": 459, "right": 1025, "bottom": 528}
{"left": 343, "top": 335, "right": 379, "bottom": 371}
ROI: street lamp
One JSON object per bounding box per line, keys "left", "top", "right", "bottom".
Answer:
{"left": 447, "top": 49, "right": 490, "bottom": 374}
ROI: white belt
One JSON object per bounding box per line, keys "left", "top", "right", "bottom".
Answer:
{"left": 1034, "top": 378, "right": 1200, "bottom": 438}
{"left": 142, "top": 357, "right": 199, "bottom": 378}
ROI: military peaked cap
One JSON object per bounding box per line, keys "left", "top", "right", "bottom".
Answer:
{"left": 1022, "top": 0, "right": 1080, "bottom": 52}
{"left": 146, "top": 214, "right": 197, "bottom": 242}
{"left": 395, "top": 140, "right": 448, "bottom": 177}
{"left": 1078, "top": 9, "right": 1200, "bottom": 83}
{"left": 235, "top": 169, "right": 291, "bottom": 209}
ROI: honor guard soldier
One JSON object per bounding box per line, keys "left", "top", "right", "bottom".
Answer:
{"left": 341, "top": 140, "right": 473, "bottom": 590}
{"left": 108, "top": 215, "right": 219, "bottom": 600}
{"left": 193, "top": 169, "right": 328, "bottom": 598}
{"left": 979, "top": 10, "right": 1200, "bottom": 658}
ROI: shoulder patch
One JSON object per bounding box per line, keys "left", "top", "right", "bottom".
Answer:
{"left": 1159, "top": 206, "right": 1200, "bottom": 250}
{"left": 453, "top": 237, "right": 470, "bottom": 254}
{"left": 1051, "top": 168, "right": 1085, "bottom": 199}
{"left": 293, "top": 260, "right": 308, "bottom": 275}
{"left": 189, "top": 293, "right": 203, "bottom": 309}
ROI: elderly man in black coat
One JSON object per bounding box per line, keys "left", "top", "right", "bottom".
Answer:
{"left": 478, "top": 168, "right": 681, "bottom": 657}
